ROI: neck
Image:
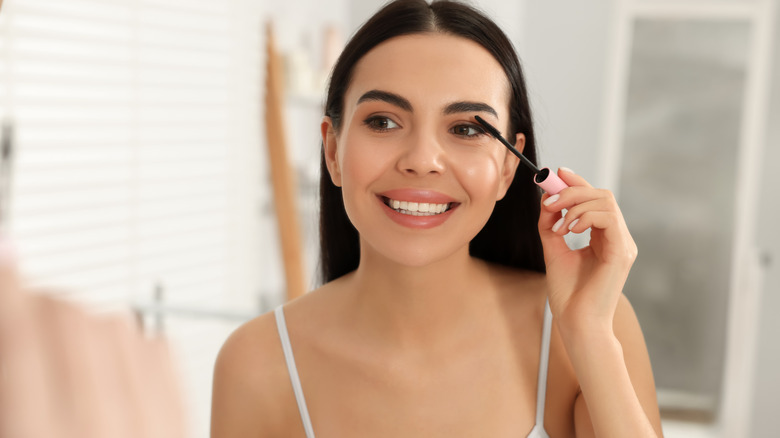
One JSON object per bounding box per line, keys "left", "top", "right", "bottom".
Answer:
{"left": 344, "top": 242, "right": 499, "bottom": 351}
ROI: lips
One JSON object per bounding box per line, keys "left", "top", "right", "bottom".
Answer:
{"left": 381, "top": 197, "right": 451, "bottom": 215}
{"left": 376, "top": 189, "right": 460, "bottom": 228}
{"left": 379, "top": 188, "right": 458, "bottom": 204}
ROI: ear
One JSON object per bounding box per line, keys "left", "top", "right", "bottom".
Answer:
{"left": 496, "top": 133, "right": 525, "bottom": 201}
{"left": 321, "top": 116, "right": 342, "bottom": 187}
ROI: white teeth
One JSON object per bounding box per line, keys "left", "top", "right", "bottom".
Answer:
{"left": 385, "top": 197, "right": 451, "bottom": 216}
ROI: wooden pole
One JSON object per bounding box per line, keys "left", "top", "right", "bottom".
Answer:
{"left": 264, "top": 22, "right": 306, "bottom": 301}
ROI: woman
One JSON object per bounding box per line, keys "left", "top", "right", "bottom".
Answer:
{"left": 211, "top": 1, "right": 663, "bottom": 437}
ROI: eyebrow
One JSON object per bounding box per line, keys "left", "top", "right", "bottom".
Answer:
{"left": 357, "top": 90, "right": 413, "bottom": 112}
{"left": 442, "top": 101, "right": 498, "bottom": 118}
{"left": 356, "top": 89, "right": 498, "bottom": 118}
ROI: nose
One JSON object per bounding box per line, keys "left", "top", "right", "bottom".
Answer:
{"left": 395, "top": 128, "right": 446, "bottom": 177}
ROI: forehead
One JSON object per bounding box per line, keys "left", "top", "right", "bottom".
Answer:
{"left": 346, "top": 33, "right": 511, "bottom": 113}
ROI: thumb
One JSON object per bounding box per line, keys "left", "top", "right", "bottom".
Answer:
{"left": 538, "top": 195, "right": 569, "bottom": 264}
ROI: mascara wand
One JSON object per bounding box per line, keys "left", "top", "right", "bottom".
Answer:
{"left": 474, "top": 115, "right": 568, "bottom": 195}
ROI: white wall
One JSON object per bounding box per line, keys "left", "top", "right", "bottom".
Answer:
{"left": 519, "top": 0, "right": 613, "bottom": 182}
{"left": 749, "top": 0, "right": 780, "bottom": 434}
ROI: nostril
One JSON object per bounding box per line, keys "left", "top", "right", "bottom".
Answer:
{"left": 401, "top": 167, "right": 440, "bottom": 176}
{"left": 396, "top": 145, "right": 446, "bottom": 176}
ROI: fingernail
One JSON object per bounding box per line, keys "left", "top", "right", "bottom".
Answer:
{"left": 543, "top": 194, "right": 560, "bottom": 206}
{"left": 568, "top": 218, "right": 579, "bottom": 231}
{"left": 559, "top": 167, "right": 575, "bottom": 174}
{"left": 552, "top": 217, "right": 565, "bottom": 233}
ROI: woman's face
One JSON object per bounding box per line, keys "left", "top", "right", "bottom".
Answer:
{"left": 322, "top": 33, "right": 523, "bottom": 268}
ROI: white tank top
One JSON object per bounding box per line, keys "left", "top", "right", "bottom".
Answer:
{"left": 274, "top": 301, "right": 553, "bottom": 438}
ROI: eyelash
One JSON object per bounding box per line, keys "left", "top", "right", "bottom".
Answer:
{"left": 363, "top": 116, "right": 398, "bottom": 132}
{"left": 450, "top": 123, "right": 487, "bottom": 139}
{"left": 363, "top": 117, "right": 488, "bottom": 139}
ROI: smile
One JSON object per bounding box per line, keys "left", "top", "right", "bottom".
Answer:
{"left": 382, "top": 197, "right": 452, "bottom": 216}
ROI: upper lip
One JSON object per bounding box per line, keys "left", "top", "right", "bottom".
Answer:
{"left": 378, "top": 188, "right": 458, "bottom": 204}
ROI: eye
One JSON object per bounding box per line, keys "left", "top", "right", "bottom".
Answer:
{"left": 363, "top": 116, "right": 399, "bottom": 132}
{"left": 451, "top": 123, "right": 486, "bottom": 138}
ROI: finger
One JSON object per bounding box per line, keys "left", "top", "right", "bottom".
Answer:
{"left": 556, "top": 167, "right": 592, "bottom": 188}
{"left": 539, "top": 193, "right": 563, "bottom": 229}
{"left": 541, "top": 186, "right": 613, "bottom": 214}
{"left": 564, "top": 211, "right": 636, "bottom": 264}
{"left": 566, "top": 210, "right": 618, "bottom": 234}
{"left": 549, "top": 198, "right": 614, "bottom": 236}
{"left": 538, "top": 196, "right": 569, "bottom": 261}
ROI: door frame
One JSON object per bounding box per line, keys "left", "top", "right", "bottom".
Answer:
{"left": 598, "top": 0, "right": 777, "bottom": 434}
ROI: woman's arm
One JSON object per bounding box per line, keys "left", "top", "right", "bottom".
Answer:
{"left": 538, "top": 168, "right": 663, "bottom": 437}
{"left": 567, "top": 295, "right": 662, "bottom": 438}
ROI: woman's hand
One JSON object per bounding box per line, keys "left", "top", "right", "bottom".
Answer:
{"left": 538, "top": 168, "right": 637, "bottom": 336}
{"left": 0, "top": 247, "right": 187, "bottom": 438}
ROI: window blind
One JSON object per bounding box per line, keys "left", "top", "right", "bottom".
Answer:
{"left": 0, "top": 0, "right": 268, "bottom": 435}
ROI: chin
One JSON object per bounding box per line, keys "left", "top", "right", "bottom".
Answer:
{"left": 359, "top": 237, "right": 471, "bottom": 271}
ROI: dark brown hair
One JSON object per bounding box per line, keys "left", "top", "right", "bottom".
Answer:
{"left": 319, "top": 0, "right": 544, "bottom": 284}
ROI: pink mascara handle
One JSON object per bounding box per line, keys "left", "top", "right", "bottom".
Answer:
{"left": 534, "top": 167, "right": 568, "bottom": 195}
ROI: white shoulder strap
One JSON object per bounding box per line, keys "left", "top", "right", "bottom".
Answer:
{"left": 274, "top": 306, "right": 317, "bottom": 438}
{"left": 534, "top": 299, "right": 553, "bottom": 427}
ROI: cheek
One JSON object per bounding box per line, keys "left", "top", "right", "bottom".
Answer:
{"left": 452, "top": 151, "right": 504, "bottom": 200}
{"left": 338, "top": 138, "right": 390, "bottom": 189}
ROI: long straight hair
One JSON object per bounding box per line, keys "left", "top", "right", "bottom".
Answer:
{"left": 318, "top": 0, "right": 545, "bottom": 284}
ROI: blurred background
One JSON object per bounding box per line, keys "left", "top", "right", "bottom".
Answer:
{"left": 0, "top": 0, "right": 777, "bottom": 437}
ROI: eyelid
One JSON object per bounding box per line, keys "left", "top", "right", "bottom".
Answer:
{"left": 363, "top": 114, "right": 401, "bottom": 131}
{"left": 450, "top": 121, "right": 487, "bottom": 138}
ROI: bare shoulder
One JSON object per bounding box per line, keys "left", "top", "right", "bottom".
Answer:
{"left": 210, "top": 309, "right": 294, "bottom": 437}
{"left": 209, "top": 279, "right": 348, "bottom": 437}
